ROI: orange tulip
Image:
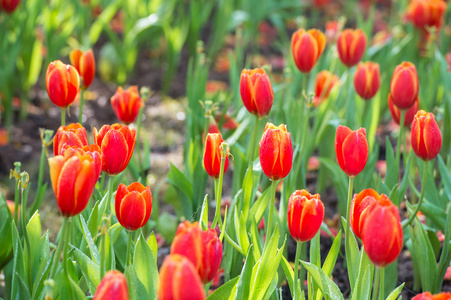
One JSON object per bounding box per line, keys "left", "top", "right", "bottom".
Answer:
{"left": 0, "top": 0, "right": 20, "bottom": 13}
{"left": 337, "top": 29, "right": 367, "bottom": 67}
{"left": 49, "top": 147, "right": 102, "bottom": 217}
{"left": 93, "top": 270, "right": 129, "bottom": 300}
{"left": 70, "top": 49, "right": 96, "bottom": 89}
{"left": 115, "top": 182, "right": 152, "bottom": 231}
{"left": 203, "top": 133, "right": 229, "bottom": 179}
{"left": 313, "top": 70, "right": 340, "bottom": 106}
{"left": 406, "top": 0, "right": 446, "bottom": 29}
{"left": 411, "top": 110, "right": 442, "bottom": 161}
{"left": 259, "top": 123, "right": 293, "bottom": 181}
{"left": 353, "top": 62, "right": 381, "bottom": 100}
{"left": 158, "top": 254, "right": 206, "bottom": 300}
{"left": 93, "top": 124, "right": 136, "bottom": 175}
{"left": 239, "top": 68, "right": 274, "bottom": 118}
{"left": 388, "top": 94, "right": 419, "bottom": 127}
{"left": 110, "top": 86, "right": 143, "bottom": 125}
{"left": 291, "top": 29, "right": 326, "bottom": 73}
{"left": 53, "top": 123, "right": 89, "bottom": 156}
{"left": 412, "top": 292, "right": 451, "bottom": 300}
{"left": 45, "top": 60, "right": 80, "bottom": 108}
{"left": 390, "top": 61, "right": 419, "bottom": 110}
{"left": 287, "top": 190, "right": 324, "bottom": 242}
{"left": 335, "top": 125, "right": 368, "bottom": 177}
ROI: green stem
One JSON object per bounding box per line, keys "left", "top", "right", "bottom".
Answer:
{"left": 395, "top": 110, "right": 406, "bottom": 177}
{"left": 267, "top": 180, "right": 278, "bottom": 241}
{"left": 126, "top": 230, "right": 133, "bottom": 266}
{"left": 21, "top": 187, "right": 32, "bottom": 288}
{"left": 31, "top": 129, "right": 53, "bottom": 214}
{"left": 78, "top": 89, "right": 84, "bottom": 124}
{"left": 105, "top": 175, "right": 114, "bottom": 217}
{"left": 345, "top": 176, "right": 355, "bottom": 287}
{"left": 249, "top": 116, "right": 259, "bottom": 165}
{"left": 224, "top": 231, "right": 243, "bottom": 254}
{"left": 100, "top": 230, "right": 106, "bottom": 279}
{"left": 293, "top": 242, "right": 302, "bottom": 299}
{"left": 49, "top": 218, "right": 68, "bottom": 280}
{"left": 379, "top": 267, "right": 385, "bottom": 300}
{"left": 61, "top": 108, "right": 66, "bottom": 127}
{"left": 371, "top": 268, "right": 380, "bottom": 300}
{"left": 63, "top": 217, "right": 74, "bottom": 300}
{"left": 403, "top": 160, "right": 428, "bottom": 229}
{"left": 14, "top": 179, "right": 19, "bottom": 227}
{"left": 212, "top": 147, "right": 226, "bottom": 229}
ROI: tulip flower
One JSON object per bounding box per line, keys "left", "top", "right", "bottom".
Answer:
{"left": 110, "top": 86, "right": 143, "bottom": 125}
{"left": 70, "top": 49, "right": 96, "bottom": 89}
{"left": 390, "top": 62, "right": 419, "bottom": 110}
{"left": 200, "top": 229, "right": 223, "bottom": 283}
{"left": 291, "top": 28, "right": 326, "bottom": 73}
{"left": 115, "top": 182, "right": 152, "bottom": 231}
{"left": 313, "top": 70, "right": 340, "bottom": 106}
{"left": 353, "top": 62, "right": 381, "bottom": 100}
{"left": 0, "top": 0, "right": 20, "bottom": 13}
{"left": 203, "top": 133, "right": 229, "bottom": 179}
{"left": 313, "top": 0, "right": 330, "bottom": 8}
{"left": 335, "top": 125, "right": 368, "bottom": 178}
{"left": 361, "top": 199, "right": 403, "bottom": 268}
{"left": 259, "top": 123, "right": 293, "bottom": 181}
{"left": 93, "top": 124, "right": 136, "bottom": 176}
{"left": 53, "top": 123, "right": 89, "bottom": 155}
{"left": 48, "top": 147, "right": 102, "bottom": 217}
{"left": 239, "top": 68, "right": 274, "bottom": 118}
{"left": 406, "top": 0, "right": 446, "bottom": 29}
{"left": 45, "top": 60, "right": 80, "bottom": 109}
{"left": 158, "top": 254, "right": 206, "bottom": 300}
{"left": 93, "top": 270, "right": 129, "bottom": 300}
{"left": 337, "top": 29, "right": 367, "bottom": 67}
{"left": 411, "top": 110, "right": 442, "bottom": 161}
{"left": 412, "top": 292, "right": 451, "bottom": 300}
{"left": 170, "top": 221, "right": 204, "bottom": 272}
{"left": 388, "top": 95, "right": 419, "bottom": 127}
{"left": 287, "top": 189, "right": 324, "bottom": 242}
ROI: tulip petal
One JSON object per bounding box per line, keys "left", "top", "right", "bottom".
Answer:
{"left": 119, "top": 192, "right": 147, "bottom": 230}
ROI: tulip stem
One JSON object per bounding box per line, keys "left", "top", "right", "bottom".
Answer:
{"left": 63, "top": 217, "right": 74, "bottom": 300}
{"left": 78, "top": 89, "right": 84, "bottom": 124}
{"left": 105, "top": 175, "right": 114, "bottom": 217}
{"left": 49, "top": 218, "right": 67, "bottom": 280}
{"left": 395, "top": 110, "right": 406, "bottom": 180}
{"left": 293, "top": 241, "right": 303, "bottom": 299}
{"left": 249, "top": 116, "right": 259, "bottom": 165}
{"left": 126, "top": 230, "right": 133, "bottom": 266}
{"left": 379, "top": 267, "right": 385, "bottom": 300}
{"left": 267, "top": 180, "right": 278, "bottom": 241}
{"left": 345, "top": 176, "right": 355, "bottom": 288}
{"left": 61, "top": 108, "right": 66, "bottom": 127}
{"left": 20, "top": 185, "right": 32, "bottom": 288}
{"left": 212, "top": 146, "right": 226, "bottom": 229}
{"left": 402, "top": 160, "right": 428, "bottom": 229}
{"left": 371, "top": 267, "right": 380, "bottom": 300}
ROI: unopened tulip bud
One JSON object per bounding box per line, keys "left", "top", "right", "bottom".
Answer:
{"left": 388, "top": 94, "right": 419, "bottom": 127}
{"left": 353, "top": 62, "right": 381, "bottom": 100}
{"left": 406, "top": 0, "right": 446, "bottom": 29}
{"left": 411, "top": 110, "right": 442, "bottom": 161}
{"left": 46, "top": 60, "right": 80, "bottom": 108}
{"left": 93, "top": 270, "right": 129, "bottom": 300}
{"left": 203, "top": 133, "right": 229, "bottom": 179}
{"left": 390, "top": 61, "right": 419, "bottom": 110}
{"left": 70, "top": 49, "right": 96, "bottom": 89}
{"left": 115, "top": 182, "right": 152, "bottom": 231}
{"left": 337, "top": 29, "right": 367, "bottom": 67}
{"left": 291, "top": 29, "right": 326, "bottom": 73}
{"left": 0, "top": 0, "right": 20, "bottom": 13}
{"left": 240, "top": 68, "right": 274, "bottom": 118}
{"left": 110, "top": 86, "right": 143, "bottom": 125}
{"left": 335, "top": 125, "right": 368, "bottom": 177}
{"left": 200, "top": 229, "right": 223, "bottom": 283}
{"left": 313, "top": 70, "right": 340, "bottom": 106}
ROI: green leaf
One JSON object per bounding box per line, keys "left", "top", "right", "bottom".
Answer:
{"left": 167, "top": 163, "right": 194, "bottom": 219}
{"left": 27, "top": 39, "right": 43, "bottom": 87}
{"left": 235, "top": 245, "right": 255, "bottom": 300}
{"left": 32, "top": 232, "right": 51, "bottom": 299}
{"left": 11, "top": 222, "right": 26, "bottom": 299}
{"left": 79, "top": 215, "right": 101, "bottom": 266}
{"left": 87, "top": 201, "right": 100, "bottom": 238}
{"left": 200, "top": 194, "right": 209, "bottom": 228}
{"left": 301, "top": 261, "right": 344, "bottom": 300}
{"left": 26, "top": 210, "right": 41, "bottom": 282}
{"left": 147, "top": 232, "right": 158, "bottom": 263}
{"left": 250, "top": 186, "right": 271, "bottom": 226}
{"left": 385, "top": 283, "right": 405, "bottom": 300}
{"left": 351, "top": 250, "right": 373, "bottom": 300}
{"left": 133, "top": 234, "right": 158, "bottom": 299}
{"left": 341, "top": 217, "right": 360, "bottom": 290}
{"left": 438, "top": 155, "right": 451, "bottom": 202}
{"left": 208, "top": 276, "right": 239, "bottom": 300}
{"left": 70, "top": 245, "right": 100, "bottom": 294}
{"left": 89, "top": 0, "right": 122, "bottom": 44}
{"left": 281, "top": 255, "right": 300, "bottom": 299}
{"left": 384, "top": 137, "right": 398, "bottom": 193}
{"left": 322, "top": 230, "right": 342, "bottom": 277}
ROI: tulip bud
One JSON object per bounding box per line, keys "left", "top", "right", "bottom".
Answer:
{"left": 337, "top": 29, "right": 367, "bottom": 67}
{"left": 287, "top": 190, "right": 325, "bottom": 242}
{"left": 93, "top": 270, "right": 129, "bottom": 300}
{"left": 69, "top": 49, "right": 96, "bottom": 89}
{"left": 335, "top": 125, "right": 368, "bottom": 177}
{"left": 158, "top": 254, "right": 206, "bottom": 300}
{"left": 406, "top": 0, "right": 446, "bottom": 29}
{"left": 45, "top": 60, "right": 80, "bottom": 108}
{"left": 353, "top": 62, "right": 381, "bottom": 100}
{"left": 390, "top": 62, "right": 419, "bottom": 110}
{"left": 239, "top": 68, "right": 274, "bottom": 118}
{"left": 170, "top": 221, "right": 204, "bottom": 272}
{"left": 49, "top": 147, "right": 102, "bottom": 217}
{"left": 0, "top": 0, "right": 20, "bottom": 13}
{"left": 203, "top": 133, "right": 229, "bottom": 179}
{"left": 110, "top": 86, "right": 144, "bottom": 125}
{"left": 93, "top": 124, "right": 136, "bottom": 175}
{"left": 388, "top": 94, "right": 419, "bottom": 127}
{"left": 361, "top": 198, "right": 403, "bottom": 268}
{"left": 313, "top": 70, "right": 340, "bottom": 106}
{"left": 411, "top": 110, "right": 442, "bottom": 161}
{"left": 291, "top": 29, "right": 326, "bottom": 73}
{"left": 53, "top": 123, "right": 89, "bottom": 155}
{"left": 115, "top": 182, "right": 152, "bottom": 231}
{"left": 200, "top": 229, "right": 223, "bottom": 283}
{"left": 259, "top": 123, "right": 293, "bottom": 181}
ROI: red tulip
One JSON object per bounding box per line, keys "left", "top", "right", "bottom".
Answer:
{"left": 200, "top": 229, "right": 223, "bottom": 283}
{"left": 411, "top": 110, "right": 442, "bottom": 161}
{"left": 337, "top": 29, "right": 367, "bottom": 67}
{"left": 240, "top": 68, "right": 274, "bottom": 118}
{"left": 287, "top": 190, "right": 325, "bottom": 242}
{"left": 70, "top": 49, "right": 96, "bottom": 89}
{"left": 93, "top": 124, "right": 136, "bottom": 175}
{"left": 390, "top": 62, "right": 419, "bottom": 110}
{"left": 110, "top": 86, "right": 143, "bottom": 125}
{"left": 45, "top": 60, "right": 80, "bottom": 108}
{"left": 53, "top": 123, "right": 89, "bottom": 156}
{"left": 115, "top": 182, "right": 152, "bottom": 231}
{"left": 406, "top": 0, "right": 446, "bottom": 29}
{"left": 203, "top": 133, "right": 229, "bottom": 179}
{"left": 49, "top": 147, "right": 102, "bottom": 217}
{"left": 158, "top": 254, "right": 206, "bottom": 300}
{"left": 335, "top": 125, "right": 368, "bottom": 177}
{"left": 388, "top": 94, "right": 419, "bottom": 127}
{"left": 291, "top": 28, "right": 326, "bottom": 73}
{"left": 361, "top": 198, "right": 403, "bottom": 268}
{"left": 312, "top": 70, "right": 340, "bottom": 106}
{"left": 412, "top": 292, "right": 451, "bottom": 300}
{"left": 93, "top": 270, "right": 129, "bottom": 300}
{"left": 259, "top": 123, "right": 293, "bottom": 181}
{"left": 0, "top": 0, "right": 20, "bottom": 13}
{"left": 353, "top": 62, "right": 381, "bottom": 100}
